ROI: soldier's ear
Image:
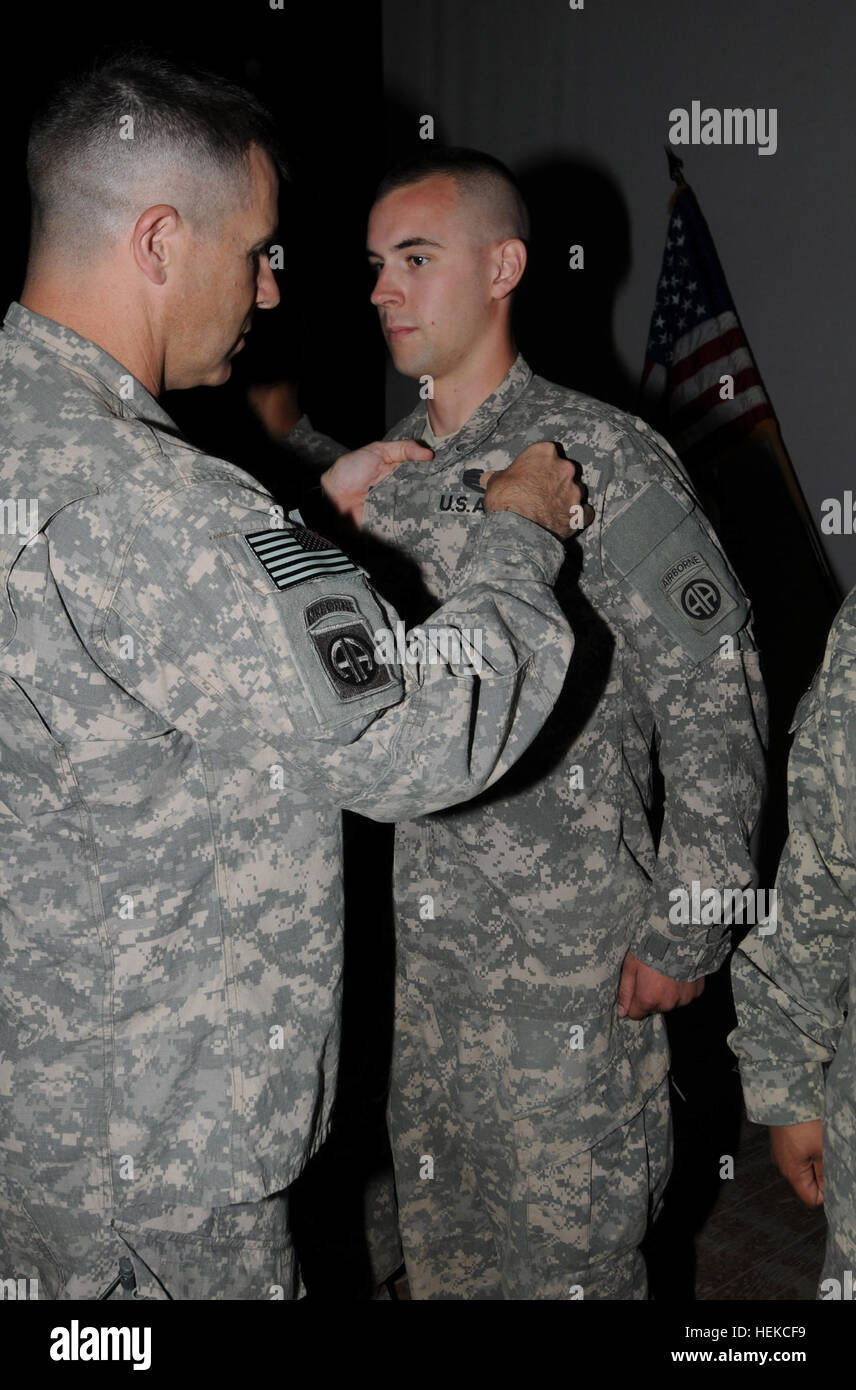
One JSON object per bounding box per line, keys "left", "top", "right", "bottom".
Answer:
{"left": 490, "top": 238, "right": 527, "bottom": 301}
{"left": 132, "top": 205, "right": 181, "bottom": 286}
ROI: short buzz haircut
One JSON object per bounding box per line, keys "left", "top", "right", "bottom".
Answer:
{"left": 26, "top": 47, "right": 286, "bottom": 263}
{"left": 374, "top": 147, "right": 530, "bottom": 244}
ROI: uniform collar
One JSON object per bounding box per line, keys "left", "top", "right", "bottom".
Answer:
{"left": 402, "top": 353, "right": 533, "bottom": 471}
{"left": 3, "top": 301, "right": 180, "bottom": 434}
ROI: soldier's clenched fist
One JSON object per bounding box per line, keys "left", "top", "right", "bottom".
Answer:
{"left": 481, "top": 441, "right": 593, "bottom": 540}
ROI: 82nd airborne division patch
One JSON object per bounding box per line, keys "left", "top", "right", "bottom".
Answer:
{"left": 660, "top": 551, "right": 737, "bottom": 629}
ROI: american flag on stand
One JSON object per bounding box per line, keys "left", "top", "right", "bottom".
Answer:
{"left": 641, "top": 183, "right": 774, "bottom": 467}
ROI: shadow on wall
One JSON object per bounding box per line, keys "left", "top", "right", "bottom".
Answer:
{"left": 514, "top": 154, "right": 637, "bottom": 413}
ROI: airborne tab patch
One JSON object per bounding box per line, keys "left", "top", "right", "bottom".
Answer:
{"left": 245, "top": 527, "right": 358, "bottom": 591}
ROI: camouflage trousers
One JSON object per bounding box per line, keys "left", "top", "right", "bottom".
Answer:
{"left": 0, "top": 1171, "right": 299, "bottom": 1300}
{"left": 388, "top": 976, "right": 672, "bottom": 1300}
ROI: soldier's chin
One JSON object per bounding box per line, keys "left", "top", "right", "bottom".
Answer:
{"left": 206, "top": 359, "right": 233, "bottom": 386}
{"left": 390, "top": 341, "right": 429, "bottom": 378}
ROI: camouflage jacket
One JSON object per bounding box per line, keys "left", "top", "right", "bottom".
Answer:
{"left": 0, "top": 306, "right": 572, "bottom": 1219}
{"left": 282, "top": 414, "right": 348, "bottom": 472}
{"left": 358, "top": 357, "right": 767, "bottom": 1122}
{"left": 731, "top": 587, "right": 856, "bottom": 1143}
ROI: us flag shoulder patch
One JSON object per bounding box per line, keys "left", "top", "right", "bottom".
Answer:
{"left": 244, "top": 527, "right": 358, "bottom": 591}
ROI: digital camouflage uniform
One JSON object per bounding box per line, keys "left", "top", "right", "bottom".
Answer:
{"left": 731, "top": 586, "right": 856, "bottom": 1297}
{"left": 0, "top": 306, "right": 574, "bottom": 1300}
{"left": 281, "top": 415, "right": 348, "bottom": 474}
{"left": 355, "top": 356, "right": 767, "bottom": 1299}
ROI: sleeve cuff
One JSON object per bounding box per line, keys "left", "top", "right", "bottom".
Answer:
{"left": 631, "top": 923, "right": 730, "bottom": 981}
{"left": 474, "top": 509, "right": 568, "bottom": 585}
{"left": 736, "top": 1061, "right": 826, "bottom": 1126}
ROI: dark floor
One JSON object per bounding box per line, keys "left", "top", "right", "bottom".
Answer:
{"left": 694, "top": 1114, "right": 827, "bottom": 1300}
